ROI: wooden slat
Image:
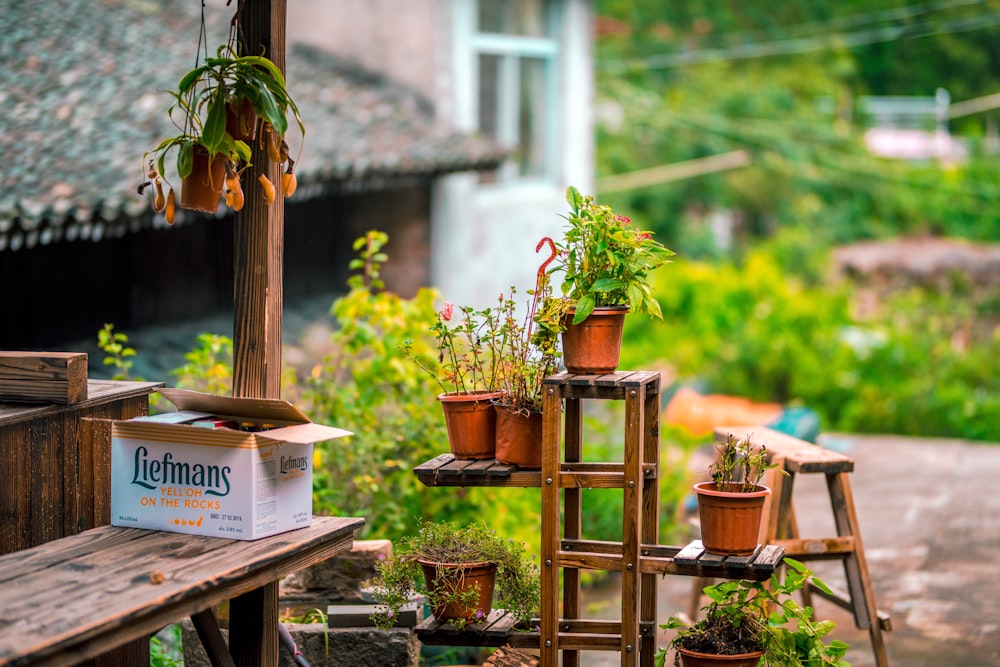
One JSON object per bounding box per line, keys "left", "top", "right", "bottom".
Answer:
{"left": 0, "top": 352, "right": 87, "bottom": 405}
{"left": 0, "top": 516, "right": 362, "bottom": 667}
{"left": 715, "top": 426, "right": 854, "bottom": 474}
{"left": 0, "top": 381, "right": 162, "bottom": 427}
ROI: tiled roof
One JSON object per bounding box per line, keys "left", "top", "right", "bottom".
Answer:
{"left": 0, "top": 0, "right": 506, "bottom": 251}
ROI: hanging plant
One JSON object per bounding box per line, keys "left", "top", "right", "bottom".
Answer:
{"left": 138, "top": 9, "right": 305, "bottom": 220}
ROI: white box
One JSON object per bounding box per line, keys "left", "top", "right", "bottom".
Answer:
{"left": 111, "top": 388, "right": 351, "bottom": 540}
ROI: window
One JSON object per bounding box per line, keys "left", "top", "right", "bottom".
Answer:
{"left": 472, "top": 0, "right": 559, "bottom": 181}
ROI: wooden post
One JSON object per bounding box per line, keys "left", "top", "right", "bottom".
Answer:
{"left": 233, "top": 0, "right": 286, "bottom": 402}
{"left": 232, "top": 2, "right": 286, "bottom": 665}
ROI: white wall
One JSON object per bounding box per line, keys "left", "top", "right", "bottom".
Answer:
{"left": 431, "top": 0, "right": 594, "bottom": 310}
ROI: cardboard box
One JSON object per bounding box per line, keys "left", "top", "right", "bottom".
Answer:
{"left": 111, "top": 388, "right": 351, "bottom": 540}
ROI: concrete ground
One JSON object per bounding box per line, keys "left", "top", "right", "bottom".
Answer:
{"left": 581, "top": 433, "right": 1000, "bottom": 667}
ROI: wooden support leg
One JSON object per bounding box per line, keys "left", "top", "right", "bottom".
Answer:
{"left": 191, "top": 609, "right": 236, "bottom": 667}
{"left": 540, "top": 387, "right": 562, "bottom": 667}
{"left": 229, "top": 582, "right": 279, "bottom": 667}
{"left": 620, "top": 386, "right": 645, "bottom": 666}
{"left": 826, "top": 473, "right": 890, "bottom": 667}
{"left": 640, "top": 384, "right": 660, "bottom": 667}
{"left": 563, "top": 398, "right": 583, "bottom": 667}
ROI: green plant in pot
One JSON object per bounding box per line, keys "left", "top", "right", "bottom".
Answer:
{"left": 367, "top": 520, "right": 540, "bottom": 631}
{"left": 139, "top": 26, "right": 304, "bottom": 220}
{"left": 656, "top": 558, "right": 851, "bottom": 667}
{"left": 535, "top": 186, "right": 674, "bottom": 374}
{"left": 695, "top": 434, "right": 785, "bottom": 556}
{"left": 490, "top": 243, "right": 563, "bottom": 469}
{"left": 402, "top": 301, "right": 503, "bottom": 460}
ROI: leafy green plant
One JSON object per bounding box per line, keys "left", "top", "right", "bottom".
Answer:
{"left": 149, "top": 623, "right": 183, "bottom": 667}
{"left": 170, "top": 332, "right": 234, "bottom": 395}
{"left": 366, "top": 519, "right": 540, "bottom": 632}
{"left": 546, "top": 186, "right": 674, "bottom": 325}
{"left": 709, "top": 433, "right": 782, "bottom": 493}
{"left": 304, "top": 231, "right": 543, "bottom": 543}
{"left": 98, "top": 323, "right": 136, "bottom": 381}
{"left": 657, "top": 559, "right": 851, "bottom": 666}
{"left": 401, "top": 302, "right": 502, "bottom": 395}
{"left": 140, "top": 16, "right": 304, "bottom": 216}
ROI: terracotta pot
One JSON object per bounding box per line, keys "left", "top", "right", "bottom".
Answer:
{"left": 418, "top": 559, "right": 497, "bottom": 624}
{"left": 677, "top": 646, "right": 765, "bottom": 667}
{"left": 561, "top": 306, "right": 629, "bottom": 375}
{"left": 226, "top": 98, "right": 258, "bottom": 142}
{"left": 493, "top": 405, "right": 542, "bottom": 469}
{"left": 694, "top": 482, "right": 770, "bottom": 556}
{"left": 438, "top": 392, "right": 500, "bottom": 460}
{"left": 180, "top": 147, "right": 226, "bottom": 213}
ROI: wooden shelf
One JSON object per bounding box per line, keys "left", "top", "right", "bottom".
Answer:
{"left": 414, "top": 454, "right": 659, "bottom": 488}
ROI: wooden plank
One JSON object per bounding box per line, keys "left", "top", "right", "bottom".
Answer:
{"left": 483, "top": 645, "right": 540, "bottom": 667}
{"left": 674, "top": 541, "right": 705, "bottom": 566}
{"left": 0, "top": 420, "right": 31, "bottom": 554}
{"left": 715, "top": 426, "right": 854, "bottom": 474}
{"left": 0, "top": 516, "right": 362, "bottom": 667}
{"left": 722, "top": 545, "right": 761, "bottom": 570}
{"left": 412, "top": 453, "right": 455, "bottom": 475}
{"left": 0, "top": 352, "right": 87, "bottom": 405}
{"left": 0, "top": 381, "right": 161, "bottom": 428}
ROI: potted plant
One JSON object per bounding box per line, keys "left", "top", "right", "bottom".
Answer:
{"left": 402, "top": 302, "right": 503, "bottom": 460}
{"left": 490, "top": 243, "right": 563, "bottom": 469}
{"left": 695, "top": 434, "right": 784, "bottom": 556}
{"left": 536, "top": 186, "right": 674, "bottom": 374}
{"left": 139, "top": 27, "right": 304, "bottom": 220}
{"left": 367, "top": 520, "right": 540, "bottom": 631}
{"left": 656, "top": 559, "right": 851, "bottom": 667}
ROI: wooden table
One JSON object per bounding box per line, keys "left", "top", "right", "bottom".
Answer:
{"left": 0, "top": 515, "right": 364, "bottom": 667}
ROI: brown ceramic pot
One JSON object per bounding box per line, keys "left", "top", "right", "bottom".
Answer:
{"left": 694, "top": 482, "right": 770, "bottom": 556}
{"left": 180, "top": 147, "right": 226, "bottom": 213}
{"left": 438, "top": 391, "right": 500, "bottom": 460}
{"left": 677, "top": 647, "right": 765, "bottom": 667}
{"left": 560, "top": 306, "right": 629, "bottom": 375}
{"left": 493, "top": 405, "right": 542, "bottom": 469}
{"left": 418, "top": 559, "right": 497, "bottom": 624}
{"left": 225, "top": 98, "right": 258, "bottom": 142}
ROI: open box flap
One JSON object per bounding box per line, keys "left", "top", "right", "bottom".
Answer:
{"left": 158, "top": 387, "right": 311, "bottom": 423}
{"left": 256, "top": 422, "right": 353, "bottom": 445}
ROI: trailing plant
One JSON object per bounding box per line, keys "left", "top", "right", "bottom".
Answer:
{"left": 139, "top": 9, "right": 304, "bottom": 219}
{"left": 366, "top": 519, "right": 540, "bottom": 632}
{"left": 657, "top": 559, "right": 851, "bottom": 666}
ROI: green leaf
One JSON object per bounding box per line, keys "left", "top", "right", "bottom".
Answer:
{"left": 178, "top": 66, "right": 207, "bottom": 93}
{"left": 572, "top": 293, "right": 596, "bottom": 324}
{"left": 177, "top": 142, "right": 194, "bottom": 180}
{"left": 202, "top": 93, "right": 227, "bottom": 155}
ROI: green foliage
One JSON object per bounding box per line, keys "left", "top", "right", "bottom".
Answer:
{"left": 170, "top": 333, "right": 234, "bottom": 395}
{"left": 549, "top": 186, "right": 674, "bottom": 323}
{"left": 709, "top": 433, "right": 783, "bottom": 493}
{"left": 658, "top": 559, "right": 851, "bottom": 666}
{"left": 626, "top": 245, "right": 1000, "bottom": 441}
{"left": 149, "top": 623, "right": 183, "bottom": 667}
{"left": 303, "top": 231, "right": 543, "bottom": 542}
{"left": 366, "top": 519, "right": 540, "bottom": 631}
{"left": 98, "top": 323, "right": 136, "bottom": 381}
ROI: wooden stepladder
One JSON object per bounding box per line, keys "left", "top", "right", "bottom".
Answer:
{"left": 716, "top": 426, "right": 892, "bottom": 667}
{"left": 541, "top": 371, "right": 662, "bottom": 667}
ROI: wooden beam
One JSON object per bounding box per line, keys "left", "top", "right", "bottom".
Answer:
{"left": 233, "top": 0, "right": 286, "bottom": 402}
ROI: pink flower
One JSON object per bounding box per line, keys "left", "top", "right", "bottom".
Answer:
{"left": 615, "top": 214, "right": 631, "bottom": 225}
{"left": 441, "top": 303, "right": 454, "bottom": 321}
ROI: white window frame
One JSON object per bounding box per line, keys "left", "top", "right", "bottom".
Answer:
{"left": 453, "top": 0, "right": 563, "bottom": 184}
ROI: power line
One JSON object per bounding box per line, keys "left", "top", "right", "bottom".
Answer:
{"left": 599, "top": 11, "right": 1000, "bottom": 71}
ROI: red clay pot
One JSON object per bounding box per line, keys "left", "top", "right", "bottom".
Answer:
{"left": 180, "top": 147, "right": 226, "bottom": 213}
{"left": 677, "top": 647, "right": 765, "bottom": 667}
{"left": 493, "top": 405, "right": 542, "bottom": 469}
{"left": 561, "top": 306, "right": 629, "bottom": 375}
{"left": 418, "top": 559, "right": 497, "bottom": 625}
{"left": 694, "top": 482, "right": 770, "bottom": 556}
{"left": 438, "top": 391, "right": 500, "bottom": 460}
{"left": 226, "top": 98, "right": 258, "bottom": 142}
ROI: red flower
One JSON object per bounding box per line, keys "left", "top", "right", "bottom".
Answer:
{"left": 441, "top": 303, "right": 454, "bottom": 321}
{"left": 615, "top": 214, "right": 631, "bottom": 225}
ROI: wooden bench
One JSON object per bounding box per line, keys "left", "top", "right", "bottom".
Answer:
{"left": 0, "top": 516, "right": 363, "bottom": 667}
{"left": 714, "top": 427, "right": 891, "bottom": 667}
